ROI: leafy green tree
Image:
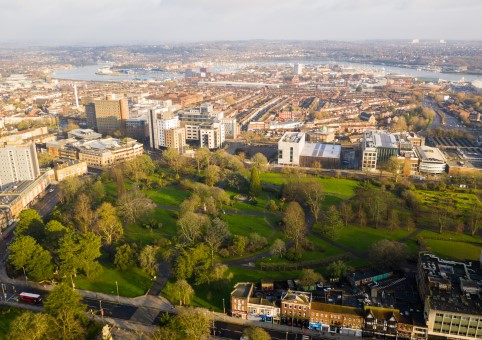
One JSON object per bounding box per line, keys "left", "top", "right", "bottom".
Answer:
{"left": 139, "top": 245, "right": 159, "bottom": 276}
{"left": 44, "top": 283, "right": 86, "bottom": 340}
{"left": 169, "top": 279, "right": 195, "bottom": 306}
{"left": 387, "top": 209, "right": 400, "bottom": 230}
{"left": 250, "top": 153, "right": 268, "bottom": 172}
{"left": 163, "top": 147, "right": 186, "bottom": 175}
{"left": 298, "top": 269, "right": 323, "bottom": 287}
{"left": 243, "top": 327, "right": 271, "bottom": 340}
{"left": 338, "top": 202, "right": 353, "bottom": 227}
{"left": 231, "top": 235, "right": 247, "bottom": 256}
{"left": 321, "top": 206, "right": 344, "bottom": 239}
{"left": 194, "top": 147, "right": 211, "bottom": 174}
{"left": 249, "top": 167, "right": 261, "bottom": 198}
{"left": 270, "top": 239, "right": 286, "bottom": 257}
{"left": 44, "top": 220, "right": 69, "bottom": 250}
{"left": 9, "top": 236, "right": 53, "bottom": 281}
{"left": 204, "top": 165, "right": 221, "bottom": 187}
{"left": 174, "top": 307, "right": 211, "bottom": 340}
{"left": 326, "top": 260, "right": 351, "bottom": 281}
{"left": 283, "top": 201, "right": 305, "bottom": 251}
{"left": 14, "top": 209, "right": 44, "bottom": 238}
{"left": 94, "top": 202, "right": 123, "bottom": 245}
{"left": 8, "top": 311, "right": 54, "bottom": 340}
{"left": 58, "top": 232, "right": 102, "bottom": 278}
{"left": 114, "top": 243, "right": 135, "bottom": 270}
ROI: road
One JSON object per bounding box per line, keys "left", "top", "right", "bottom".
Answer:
{"left": 32, "top": 185, "right": 60, "bottom": 218}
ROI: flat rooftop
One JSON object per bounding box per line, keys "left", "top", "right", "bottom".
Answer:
{"left": 281, "top": 132, "right": 305, "bottom": 144}
{"left": 232, "top": 283, "right": 253, "bottom": 298}
{"left": 300, "top": 143, "right": 341, "bottom": 159}
{"left": 415, "top": 145, "right": 446, "bottom": 163}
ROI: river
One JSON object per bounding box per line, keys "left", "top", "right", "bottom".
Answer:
{"left": 52, "top": 61, "right": 481, "bottom": 83}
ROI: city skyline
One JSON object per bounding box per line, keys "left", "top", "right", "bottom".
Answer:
{"left": 1, "top": 0, "right": 482, "bottom": 45}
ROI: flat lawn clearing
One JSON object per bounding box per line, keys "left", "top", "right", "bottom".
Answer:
{"left": 419, "top": 230, "right": 482, "bottom": 243}
{"left": 74, "top": 263, "right": 152, "bottom": 297}
{"left": 0, "top": 307, "right": 25, "bottom": 339}
{"left": 414, "top": 190, "right": 482, "bottom": 214}
{"left": 418, "top": 230, "right": 481, "bottom": 261}
{"left": 424, "top": 239, "right": 481, "bottom": 261}
{"left": 124, "top": 209, "right": 178, "bottom": 244}
{"left": 146, "top": 185, "right": 190, "bottom": 206}
{"left": 259, "top": 172, "right": 358, "bottom": 199}
{"left": 224, "top": 214, "right": 273, "bottom": 238}
{"left": 336, "top": 226, "right": 414, "bottom": 253}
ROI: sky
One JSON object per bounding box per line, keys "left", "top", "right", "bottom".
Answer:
{"left": 0, "top": 0, "right": 481, "bottom": 45}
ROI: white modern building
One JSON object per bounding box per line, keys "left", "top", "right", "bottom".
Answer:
{"left": 0, "top": 144, "right": 40, "bottom": 189}
{"left": 148, "top": 110, "right": 180, "bottom": 149}
{"left": 294, "top": 63, "right": 304, "bottom": 75}
{"left": 415, "top": 146, "right": 447, "bottom": 174}
{"left": 221, "top": 118, "right": 239, "bottom": 138}
{"left": 278, "top": 132, "right": 306, "bottom": 166}
{"left": 199, "top": 123, "right": 225, "bottom": 149}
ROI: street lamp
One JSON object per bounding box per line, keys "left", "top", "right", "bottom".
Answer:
{"left": 222, "top": 298, "right": 225, "bottom": 314}
{"left": 115, "top": 281, "right": 119, "bottom": 302}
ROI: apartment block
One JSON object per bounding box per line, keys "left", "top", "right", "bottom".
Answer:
{"left": 0, "top": 144, "right": 40, "bottom": 189}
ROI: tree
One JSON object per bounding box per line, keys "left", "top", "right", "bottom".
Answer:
{"left": 114, "top": 243, "right": 135, "bottom": 270}
{"left": 387, "top": 209, "right": 399, "bottom": 230}
{"left": 139, "top": 245, "right": 159, "bottom": 276}
{"left": 117, "top": 188, "right": 156, "bottom": 224}
{"left": 303, "top": 180, "right": 324, "bottom": 222}
{"left": 170, "top": 279, "right": 194, "bottom": 306}
{"left": 177, "top": 212, "right": 209, "bottom": 244}
{"left": 356, "top": 85, "right": 363, "bottom": 92}
{"left": 44, "top": 220, "right": 69, "bottom": 250}
{"left": 9, "top": 236, "right": 53, "bottom": 281}
{"left": 249, "top": 167, "right": 261, "bottom": 198}
{"left": 204, "top": 165, "right": 220, "bottom": 187}
{"left": 321, "top": 206, "right": 344, "bottom": 239}
{"left": 368, "top": 240, "right": 409, "bottom": 270}
{"left": 283, "top": 201, "right": 305, "bottom": 251}
{"left": 94, "top": 202, "right": 123, "bottom": 245}
{"left": 231, "top": 235, "right": 247, "bottom": 256}
{"left": 467, "top": 203, "right": 481, "bottom": 236}
{"left": 242, "top": 327, "right": 271, "bottom": 340}
{"left": 204, "top": 218, "right": 231, "bottom": 264}
{"left": 163, "top": 147, "right": 185, "bottom": 175}
{"left": 174, "top": 307, "right": 211, "bottom": 340}
{"left": 73, "top": 193, "right": 94, "bottom": 234}
{"left": 326, "top": 260, "right": 351, "bottom": 281}
{"left": 338, "top": 202, "right": 353, "bottom": 227}
{"left": 58, "top": 177, "right": 83, "bottom": 204}
{"left": 58, "top": 232, "right": 102, "bottom": 278}
{"left": 251, "top": 153, "right": 268, "bottom": 172}
{"left": 8, "top": 312, "right": 54, "bottom": 340}
{"left": 270, "top": 239, "right": 286, "bottom": 258}
{"left": 194, "top": 147, "right": 211, "bottom": 174}
{"left": 14, "top": 209, "right": 43, "bottom": 237}
{"left": 44, "top": 283, "right": 86, "bottom": 340}
{"left": 298, "top": 269, "right": 323, "bottom": 287}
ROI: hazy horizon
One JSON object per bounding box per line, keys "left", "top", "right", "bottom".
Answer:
{"left": 0, "top": 0, "right": 481, "bottom": 45}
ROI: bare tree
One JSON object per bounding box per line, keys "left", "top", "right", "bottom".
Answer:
{"left": 283, "top": 201, "right": 306, "bottom": 251}
{"left": 303, "top": 180, "right": 324, "bottom": 222}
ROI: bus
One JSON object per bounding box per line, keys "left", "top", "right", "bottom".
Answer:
{"left": 18, "top": 292, "right": 42, "bottom": 304}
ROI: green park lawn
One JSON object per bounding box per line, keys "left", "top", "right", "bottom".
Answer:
{"left": 124, "top": 209, "right": 178, "bottom": 244}
{"left": 414, "top": 190, "right": 482, "bottom": 213}
{"left": 335, "top": 226, "right": 414, "bottom": 254}
{"left": 418, "top": 230, "right": 481, "bottom": 261}
{"left": 0, "top": 307, "right": 25, "bottom": 340}
{"left": 146, "top": 185, "right": 190, "bottom": 206}
{"left": 73, "top": 263, "right": 153, "bottom": 298}
{"left": 223, "top": 214, "right": 274, "bottom": 239}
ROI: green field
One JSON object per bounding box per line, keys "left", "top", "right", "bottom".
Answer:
{"left": 146, "top": 185, "right": 190, "bottom": 206}
{"left": 335, "top": 226, "right": 414, "bottom": 253}
{"left": 0, "top": 307, "right": 25, "bottom": 340}
{"left": 414, "top": 190, "right": 482, "bottom": 214}
{"left": 73, "top": 263, "right": 153, "bottom": 297}
{"left": 418, "top": 230, "right": 481, "bottom": 261}
{"left": 223, "top": 214, "right": 274, "bottom": 238}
